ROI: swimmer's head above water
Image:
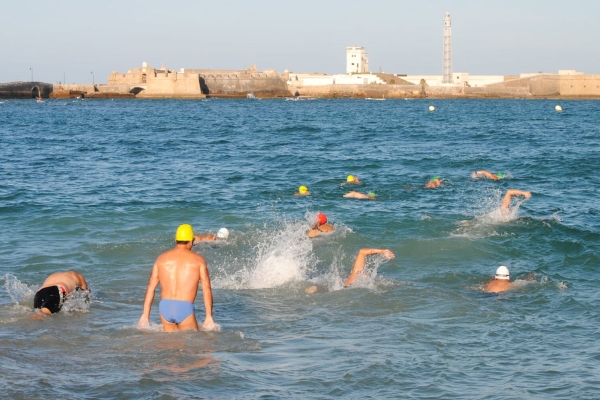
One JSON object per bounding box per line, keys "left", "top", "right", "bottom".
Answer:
{"left": 367, "top": 191, "right": 376, "bottom": 199}
{"left": 216, "top": 228, "right": 229, "bottom": 239}
{"left": 295, "top": 185, "right": 310, "bottom": 196}
{"left": 175, "top": 224, "right": 194, "bottom": 242}
{"left": 316, "top": 213, "right": 327, "bottom": 225}
{"left": 495, "top": 265, "right": 510, "bottom": 280}
{"left": 347, "top": 175, "right": 361, "bottom": 183}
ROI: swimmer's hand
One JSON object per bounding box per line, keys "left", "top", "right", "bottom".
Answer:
{"left": 202, "top": 316, "right": 217, "bottom": 331}
{"left": 381, "top": 250, "right": 395, "bottom": 260}
{"left": 138, "top": 316, "right": 150, "bottom": 329}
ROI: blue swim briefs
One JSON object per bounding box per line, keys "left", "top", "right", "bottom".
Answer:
{"left": 159, "top": 299, "right": 195, "bottom": 324}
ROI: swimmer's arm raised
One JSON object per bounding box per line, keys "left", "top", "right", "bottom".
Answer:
{"left": 138, "top": 263, "right": 159, "bottom": 327}
{"left": 343, "top": 248, "right": 395, "bottom": 286}
{"left": 199, "top": 259, "right": 215, "bottom": 329}
{"left": 501, "top": 189, "right": 532, "bottom": 210}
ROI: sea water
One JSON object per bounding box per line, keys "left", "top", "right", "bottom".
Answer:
{"left": 0, "top": 98, "right": 599, "bottom": 398}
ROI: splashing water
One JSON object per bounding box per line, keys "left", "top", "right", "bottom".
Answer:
{"left": 212, "top": 218, "right": 316, "bottom": 290}
{"left": 2, "top": 274, "right": 36, "bottom": 305}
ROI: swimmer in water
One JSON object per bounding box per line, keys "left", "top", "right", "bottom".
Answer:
{"left": 346, "top": 175, "right": 361, "bottom": 184}
{"left": 501, "top": 189, "right": 531, "bottom": 212}
{"left": 486, "top": 266, "right": 513, "bottom": 293}
{"left": 307, "top": 213, "right": 334, "bottom": 238}
{"left": 295, "top": 185, "right": 310, "bottom": 196}
{"left": 472, "top": 170, "right": 505, "bottom": 180}
{"left": 34, "top": 271, "right": 89, "bottom": 315}
{"left": 139, "top": 224, "right": 215, "bottom": 332}
{"left": 305, "top": 248, "right": 395, "bottom": 293}
{"left": 343, "top": 191, "right": 376, "bottom": 200}
{"left": 194, "top": 228, "right": 230, "bottom": 242}
{"left": 425, "top": 176, "right": 442, "bottom": 188}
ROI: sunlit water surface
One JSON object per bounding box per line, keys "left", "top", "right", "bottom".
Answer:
{"left": 1, "top": 98, "right": 599, "bottom": 398}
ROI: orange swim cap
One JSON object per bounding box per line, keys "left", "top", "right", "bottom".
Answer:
{"left": 316, "top": 213, "right": 328, "bottom": 225}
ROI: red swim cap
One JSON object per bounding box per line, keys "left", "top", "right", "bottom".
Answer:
{"left": 316, "top": 213, "right": 327, "bottom": 225}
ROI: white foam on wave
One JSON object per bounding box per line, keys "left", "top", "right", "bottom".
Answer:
{"left": 212, "top": 217, "right": 316, "bottom": 290}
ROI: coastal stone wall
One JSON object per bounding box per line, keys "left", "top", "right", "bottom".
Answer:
{"left": 185, "top": 68, "right": 290, "bottom": 97}
{"left": 293, "top": 84, "right": 424, "bottom": 98}
{"left": 0, "top": 82, "right": 53, "bottom": 98}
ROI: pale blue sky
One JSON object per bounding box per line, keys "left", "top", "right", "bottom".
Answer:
{"left": 3, "top": 0, "right": 598, "bottom": 83}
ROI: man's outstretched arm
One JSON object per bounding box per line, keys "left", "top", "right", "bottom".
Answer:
{"left": 138, "top": 263, "right": 159, "bottom": 327}
{"left": 501, "top": 189, "right": 531, "bottom": 210}
{"left": 344, "top": 248, "right": 395, "bottom": 287}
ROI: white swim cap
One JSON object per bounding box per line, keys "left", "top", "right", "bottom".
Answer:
{"left": 495, "top": 266, "right": 510, "bottom": 280}
{"left": 217, "top": 228, "right": 229, "bottom": 239}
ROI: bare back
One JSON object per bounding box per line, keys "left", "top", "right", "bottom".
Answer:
{"left": 40, "top": 271, "right": 87, "bottom": 294}
{"left": 155, "top": 247, "right": 206, "bottom": 303}
{"left": 486, "top": 279, "right": 512, "bottom": 293}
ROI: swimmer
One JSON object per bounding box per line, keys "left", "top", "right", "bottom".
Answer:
{"left": 305, "top": 248, "right": 395, "bottom": 293}
{"left": 194, "top": 228, "right": 230, "bottom": 242}
{"left": 425, "top": 176, "right": 442, "bottom": 188}
{"left": 307, "top": 213, "right": 334, "bottom": 238}
{"left": 486, "top": 266, "right": 513, "bottom": 293}
{"left": 346, "top": 175, "right": 361, "bottom": 184}
{"left": 501, "top": 189, "right": 531, "bottom": 212}
{"left": 34, "top": 271, "right": 89, "bottom": 315}
{"left": 343, "top": 191, "right": 376, "bottom": 200}
{"left": 139, "top": 224, "right": 215, "bottom": 332}
{"left": 472, "top": 170, "right": 504, "bottom": 180}
{"left": 294, "top": 185, "right": 310, "bottom": 196}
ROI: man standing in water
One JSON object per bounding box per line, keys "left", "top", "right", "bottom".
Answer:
{"left": 486, "top": 266, "right": 513, "bottom": 293}
{"left": 305, "top": 248, "right": 395, "bottom": 293}
{"left": 139, "top": 224, "right": 216, "bottom": 331}
{"left": 501, "top": 189, "right": 531, "bottom": 212}
{"left": 34, "top": 271, "right": 89, "bottom": 314}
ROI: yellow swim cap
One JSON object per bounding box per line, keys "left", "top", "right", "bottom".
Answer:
{"left": 175, "top": 224, "right": 194, "bottom": 242}
{"left": 298, "top": 185, "right": 308, "bottom": 194}
{"left": 347, "top": 175, "right": 355, "bottom": 182}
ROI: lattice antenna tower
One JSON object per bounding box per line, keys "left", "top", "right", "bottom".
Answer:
{"left": 443, "top": 12, "right": 453, "bottom": 83}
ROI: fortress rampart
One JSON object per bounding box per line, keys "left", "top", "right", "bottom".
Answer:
{"left": 2, "top": 72, "right": 600, "bottom": 100}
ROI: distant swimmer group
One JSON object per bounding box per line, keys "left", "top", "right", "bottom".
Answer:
{"left": 28, "top": 169, "right": 532, "bottom": 328}
{"left": 297, "top": 172, "right": 533, "bottom": 294}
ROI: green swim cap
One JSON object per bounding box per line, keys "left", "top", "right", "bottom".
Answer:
{"left": 430, "top": 176, "right": 440, "bottom": 182}
{"left": 367, "top": 191, "right": 376, "bottom": 197}
{"left": 496, "top": 173, "right": 505, "bottom": 179}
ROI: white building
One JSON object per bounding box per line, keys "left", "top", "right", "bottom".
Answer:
{"left": 346, "top": 46, "right": 369, "bottom": 73}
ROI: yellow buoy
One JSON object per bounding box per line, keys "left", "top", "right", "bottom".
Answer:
{"left": 555, "top": 105, "right": 563, "bottom": 112}
{"left": 429, "top": 105, "right": 435, "bottom": 112}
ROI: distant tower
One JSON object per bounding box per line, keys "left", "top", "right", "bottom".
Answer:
{"left": 443, "top": 12, "right": 453, "bottom": 84}
{"left": 346, "top": 46, "right": 369, "bottom": 74}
